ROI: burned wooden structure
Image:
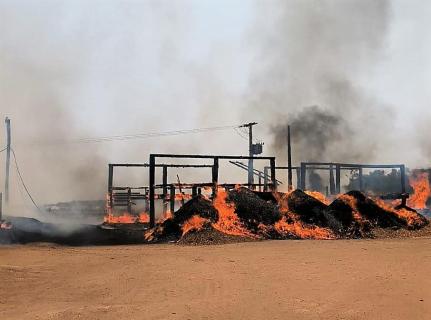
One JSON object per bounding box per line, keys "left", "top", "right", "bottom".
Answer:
{"left": 107, "top": 163, "right": 213, "bottom": 219}
{"left": 229, "top": 161, "right": 283, "bottom": 191}
{"left": 107, "top": 154, "right": 277, "bottom": 227}
{"left": 264, "top": 166, "right": 301, "bottom": 191}
{"left": 299, "top": 162, "right": 407, "bottom": 198}
{"left": 148, "top": 154, "right": 277, "bottom": 227}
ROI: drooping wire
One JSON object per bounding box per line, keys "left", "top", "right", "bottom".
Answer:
{"left": 10, "top": 148, "right": 43, "bottom": 213}
{"left": 0, "top": 146, "right": 7, "bottom": 153}
{"left": 33, "top": 124, "right": 243, "bottom": 146}
{"left": 233, "top": 127, "right": 248, "bottom": 141}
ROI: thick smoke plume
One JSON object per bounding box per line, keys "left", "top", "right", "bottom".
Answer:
{"left": 246, "top": 0, "right": 394, "bottom": 164}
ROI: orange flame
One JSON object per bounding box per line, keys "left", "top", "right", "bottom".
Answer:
{"left": 181, "top": 215, "right": 208, "bottom": 236}
{"left": 104, "top": 212, "right": 150, "bottom": 224}
{"left": 305, "top": 191, "right": 330, "bottom": 205}
{"left": 158, "top": 210, "right": 173, "bottom": 223}
{"left": 274, "top": 217, "right": 334, "bottom": 239}
{"left": 273, "top": 191, "right": 335, "bottom": 239}
{"left": 407, "top": 172, "right": 430, "bottom": 209}
{"left": 374, "top": 198, "right": 425, "bottom": 228}
{"left": 337, "top": 194, "right": 363, "bottom": 222}
{"left": 212, "top": 188, "right": 255, "bottom": 237}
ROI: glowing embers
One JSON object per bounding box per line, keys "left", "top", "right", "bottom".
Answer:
{"left": 104, "top": 212, "right": 150, "bottom": 224}
{"left": 181, "top": 215, "right": 209, "bottom": 236}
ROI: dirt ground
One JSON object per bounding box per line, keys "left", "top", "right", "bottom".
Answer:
{"left": 1, "top": 238, "right": 430, "bottom": 320}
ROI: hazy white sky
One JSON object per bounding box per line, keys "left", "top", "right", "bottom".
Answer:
{"left": 0, "top": 0, "right": 430, "bottom": 204}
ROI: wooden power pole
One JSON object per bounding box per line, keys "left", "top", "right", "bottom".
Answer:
{"left": 240, "top": 122, "right": 258, "bottom": 188}
{"left": 287, "top": 125, "right": 293, "bottom": 191}
{"left": 4, "top": 117, "right": 11, "bottom": 205}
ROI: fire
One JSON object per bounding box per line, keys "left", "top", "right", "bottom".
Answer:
{"left": 305, "top": 191, "right": 330, "bottom": 205}
{"left": 273, "top": 191, "right": 335, "bottom": 239}
{"left": 158, "top": 210, "right": 173, "bottom": 223}
{"left": 274, "top": 217, "right": 334, "bottom": 239}
{"left": 374, "top": 198, "right": 425, "bottom": 228}
{"left": 212, "top": 188, "right": 255, "bottom": 237}
{"left": 167, "top": 194, "right": 192, "bottom": 201}
{"left": 181, "top": 215, "right": 208, "bottom": 236}
{"left": 408, "top": 171, "right": 430, "bottom": 209}
{"left": 337, "top": 194, "right": 363, "bottom": 222}
{"left": 104, "top": 212, "right": 150, "bottom": 224}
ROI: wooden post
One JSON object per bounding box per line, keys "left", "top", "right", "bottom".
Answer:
{"left": 149, "top": 155, "right": 156, "bottom": 228}
{"left": 108, "top": 164, "right": 114, "bottom": 212}
{"left": 162, "top": 166, "right": 168, "bottom": 197}
{"left": 0, "top": 192, "right": 2, "bottom": 220}
{"left": 287, "top": 125, "right": 293, "bottom": 191}
{"left": 335, "top": 164, "right": 341, "bottom": 194}
{"left": 212, "top": 157, "right": 219, "bottom": 198}
{"left": 400, "top": 165, "right": 406, "bottom": 194}
{"left": 170, "top": 184, "right": 175, "bottom": 214}
{"left": 270, "top": 158, "right": 276, "bottom": 191}
{"left": 4, "top": 117, "right": 11, "bottom": 204}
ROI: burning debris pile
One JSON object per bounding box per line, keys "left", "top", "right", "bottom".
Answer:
{"left": 1, "top": 187, "right": 429, "bottom": 246}
{"left": 144, "top": 187, "right": 429, "bottom": 244}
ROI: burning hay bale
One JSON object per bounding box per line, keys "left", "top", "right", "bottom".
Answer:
{"left": 144, "top": 195, "right": 220, "bottom": 243}
{"left": 286, "top": 190, "right": 343, "bottom": 234}
{"left": 227, "top": 187, "right": 281, "bottom": 232}
{"left": 144, "top": 187, "right": 430, "bottom": 245}
{"left": 327, "top": 191, "right": 429, "bottom": 237}
{"left": 172, "top": 195, "right": 218, "bottom": 224}
{"left": 2, "top": 187, "right": 428, "bottom": 246}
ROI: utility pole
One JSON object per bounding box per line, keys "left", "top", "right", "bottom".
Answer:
{"left": 240, "top": 122, "right": 258, "bottom": 189}
{"left": 4, "top": 117, "right": 11, "bottom": 205}
{"left": 287, "top": 125, "right": 293, "bottom": 191}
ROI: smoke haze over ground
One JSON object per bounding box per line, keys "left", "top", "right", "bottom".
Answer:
{"left": 0, "top": 0, "right": 430, "bottom": 207}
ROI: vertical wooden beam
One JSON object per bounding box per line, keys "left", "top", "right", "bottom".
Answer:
{"left": 170, "top": 184, "right": 175, "bottom": 214}
{"left": 400, "top": 165, "right": 406, "bottom": 194}
{"left": 162, "top": 165, "right": 168, "bottom": 215}
{"left": 287, "top": 125, "right": 293, "bottom": 191}
{"left": 335, "top": 164, "right": 341, "bottom": 194}
{"left": 270, "top": 158, "right": 276, "bottom": 191}
{"left": 248, "top": 127, "right": 254, "bottom": 189}
{"left": 358, "top": 167, "right": 363, "bottom": 192}
{"left": 212, "top": 157, "right": 219, "bottom": 198}
{"left": 5, "top": 117, "right": 11, "bottom": 204}
{"left": 162, "top": 165, "right": 168, "bottom": 197}
{"left": 108, "top": 164, "right": 114, "bottom": 212}
{"left": 296, "top": 167, "right": 301, "bottom": 189}
{"left": 149, "top": 155, "right": 156, "bottom": 228}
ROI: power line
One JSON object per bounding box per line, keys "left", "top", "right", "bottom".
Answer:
{"left": 234, "top": 127, "right": 248, "bottom": 141}
{"left": 33, "top": 124, "right": 243, "bottom": 146}
{"left": 10, "top": 148, "right": 43, "bottom": 213}
{"left": 0, "top": 146, "right": 7, "bottom": 153}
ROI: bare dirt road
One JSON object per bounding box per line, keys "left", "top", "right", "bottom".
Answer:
{"left": 1, "top": 238, "right": 430, "bottom": 320}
